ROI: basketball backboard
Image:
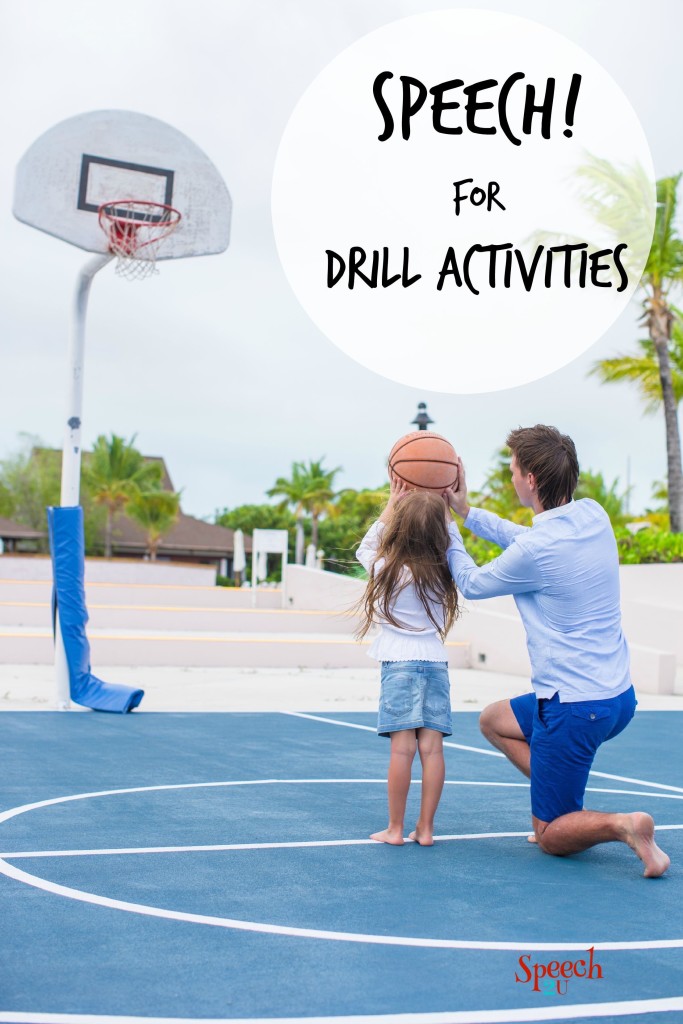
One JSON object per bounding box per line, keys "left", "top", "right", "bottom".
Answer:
{"left": 14, "top": 109, "right": 231, "bottom": 259}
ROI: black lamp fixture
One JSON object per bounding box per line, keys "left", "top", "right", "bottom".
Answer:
{"left": 411, "top": 402, "right": 434, "bottom": 431}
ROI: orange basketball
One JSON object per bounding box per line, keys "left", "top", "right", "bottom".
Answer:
{"left": 388, "top": 431, "right": 458, "bottom": 491}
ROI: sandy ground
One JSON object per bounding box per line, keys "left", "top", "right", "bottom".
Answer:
{"left": 0, "top": 664, "right": 680, "bottom": 712}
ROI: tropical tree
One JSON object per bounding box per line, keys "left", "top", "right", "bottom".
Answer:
{"left": 215, "top": 503, "right": 295, "bottom": 535}
{"left": 83, "top": 434, "right": 163, "bottom": 557}
{"left": 267, "top": 462, "right": 309, "bottom": 564}
{"left": 318, "top": 484, "right": 389, "bottom": 573}
{"left": 585, "top": 168, "right": 683, "bottom": 532}
{"left": 267, "top": 458, "right": 341, "bottom": 563}
{"left": 0, "top": 439, "right": 112, "bottom": 554}
{"left": 574, "top": 470, "right": 630, "bottom": 527}
{"left": 0, "top": 436, "right": 60, "bottom": 543}
{"left": 469, "top": 447, "right": 533, "bottom": 526}
{"left": 590, "top": 321, "right": 683, "bottom": 415}
{"left": 303, "top": 458, "right": 342, "bottom": 549}
{"left": 126, "top": 490, "right": 181, "bottom": 561}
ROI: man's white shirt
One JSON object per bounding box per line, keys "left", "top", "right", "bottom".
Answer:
{"left": 447, "top": 499, "right": 632, "bottom": 702}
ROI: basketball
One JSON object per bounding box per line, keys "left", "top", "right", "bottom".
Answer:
{"left": 388, "top": 431, "right": 458, "bottom": 492}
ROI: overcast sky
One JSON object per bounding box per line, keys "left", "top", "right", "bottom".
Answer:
{"left": 1, "top": 0, "right": 682, "bottom": 520}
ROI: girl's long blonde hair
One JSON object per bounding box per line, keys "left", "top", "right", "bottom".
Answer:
{"left": 356, "top": 490, "right": 460, "bottom": 641}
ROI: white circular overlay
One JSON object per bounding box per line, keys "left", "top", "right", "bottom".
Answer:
{"left": 272, "top": 10, "right": 656, "bottom": 394}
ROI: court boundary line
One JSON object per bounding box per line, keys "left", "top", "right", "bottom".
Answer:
{"left": 282, "top": 712, "right": 683, "bottom": 793}
{"left": 1, "top": 994, "right": 683, "bottom": 1022}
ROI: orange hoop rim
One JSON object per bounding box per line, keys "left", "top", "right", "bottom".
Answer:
{"left": 98, "top": 199, "right": 182, "bottom": 228}
{"left": 98, "top": 200, "right": 182, "bottom": 262}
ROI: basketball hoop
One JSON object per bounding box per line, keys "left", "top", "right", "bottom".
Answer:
{"left": 98, "top": 200, "right": 182, "bottom": 280}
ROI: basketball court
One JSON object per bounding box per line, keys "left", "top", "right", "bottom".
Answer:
{"left": 4, "top": 101, "right": 681, "bottom": 1024}
{"left": 0, "top": 694, "right": 681, "bottom": 1023}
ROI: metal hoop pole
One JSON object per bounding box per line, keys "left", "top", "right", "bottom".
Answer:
{"left": 55, "top": 252, "right": 113, "bottom": 710}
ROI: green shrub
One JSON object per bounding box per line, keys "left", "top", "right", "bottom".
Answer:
{"left": 215, "top": 575, "right": 238, "bottom": 587}
{"left": 615, "top": 527, "right": 683, "bottom": 563}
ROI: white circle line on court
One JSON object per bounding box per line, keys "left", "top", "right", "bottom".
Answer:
{"left": 1, "top": 777, "right": 681, "bottom": 830}
{"left": 1, "top": 995, "right": 683, "bottom": 1022}
{"left": 0, "top": 780, "right": 680, "bottom": 952}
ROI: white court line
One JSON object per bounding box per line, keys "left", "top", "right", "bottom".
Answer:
{"left": 1, "top": 776, "right": 678, "bottom": 840}
{"left": 1, "top": 852, "right": 681, "bottom": 952}
{"left": 0, "top": 831, "right": 532, "bottom": 859}
{"left": 5, "top": 825, "right": 682, "bottom": 861}
{"left": 0, "top": 779, "right": 388, "bottom": 826}
{"left": 284, "top": 711, "right": 683, "bottom": 793}
{"left": 0, "top": 780, "right": 680, "bottom": 951}
{"left": 1, "top": 997, "right": 683, "bottom": 1022}
{"left": 588, "top": 770, "right": 683, "bottom": 794}
{"left": 283, "top": 711, "right": 505, "bottom": 757}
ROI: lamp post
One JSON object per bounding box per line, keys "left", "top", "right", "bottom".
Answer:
{"left": 411, "top": 402, "right": 434, "bottom": 431}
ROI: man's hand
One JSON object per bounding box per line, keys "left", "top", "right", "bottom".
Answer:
{"left": 379, "top": 473, "right": 412, "bottom": 523}
{"left": 444, "top": 457, "right": 471, "bottom": 519}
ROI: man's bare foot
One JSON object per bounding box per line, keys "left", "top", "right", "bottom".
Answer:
{"left": 619, "top": 812, "right": 670, "bottom": 877}
{"left": 370, "top": 828, "right": 404, "bottom": 845}
{"left": 409, "top": 827, "right": 434, "bottom": 846}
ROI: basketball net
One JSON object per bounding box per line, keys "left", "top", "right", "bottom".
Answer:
{"left": 98, "top": 200, "right": 182, "bottom": 281}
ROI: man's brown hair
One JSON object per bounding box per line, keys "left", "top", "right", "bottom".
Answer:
{"left": 506, "top": 425, "right": 579, "bottom": 511}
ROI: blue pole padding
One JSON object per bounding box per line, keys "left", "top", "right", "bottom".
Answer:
{"left": 47, "top": 506, "right": 144, "bottom": 713}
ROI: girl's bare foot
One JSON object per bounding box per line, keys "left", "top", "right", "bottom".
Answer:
{"left": 370, "top": 827, "right": 404, "bottom": 845}
{"left": 619, "top": 812, "right": 670, "bottom": 877}
{"left": 409, "top": 826, "right": 434, "bottom": 846}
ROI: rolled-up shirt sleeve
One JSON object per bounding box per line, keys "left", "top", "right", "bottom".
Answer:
{"left": 447, "top": 521, "right": 542, "bottom": 599}
{"left": 356, "top": 520, "right": 384, "bottom": 574}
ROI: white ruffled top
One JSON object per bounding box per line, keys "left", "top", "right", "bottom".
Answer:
{"left": 356, "top": 520, "right": 457, "bottom": 663}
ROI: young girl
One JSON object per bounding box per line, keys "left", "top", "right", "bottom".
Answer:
{"left": 356, "top": 477, "right": 460, "bottom": 846}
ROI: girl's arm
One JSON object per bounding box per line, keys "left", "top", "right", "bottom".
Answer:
{"left": 357, "top": 474, "right": 411, "bottom": 571}
{"left": 356, "top": 521, "right": 384, "bottom": 573}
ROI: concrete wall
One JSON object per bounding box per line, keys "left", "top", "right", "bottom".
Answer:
{"left": 284, "top": 564, "right": 365, "bottom": 616}
{"left": 282, "top": 563, "right": 682, "bottom": 695}
{"left": 457, "top": 597, "right": 530, "bottom": 677}
{"left": 0, "top": 554, "right": 216, "bottom": 587}
{"left": 619, "top": 564, "right": 683, "bottom": 604}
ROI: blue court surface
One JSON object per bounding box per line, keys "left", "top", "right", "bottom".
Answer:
{"left": 0, "top": 709, "right": 681, "bottom": 1023}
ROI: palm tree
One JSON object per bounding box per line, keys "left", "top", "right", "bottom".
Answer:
{"left": 83, "top": 434, "right": 163, "bottom": 557}
{"left": 267, "top": 462, "right": 310, "bottom": 564}
{"left": 590, "top": 323, "right": 683, "bottom": 415}
{"left": 126, "top": 490, "right": 181, "bottom": 561}
{"left": 302, "top": 458, "right": 342, "bottom": 549}
{"left": 267, "top": 458, "right": 341, "bottom": 563}
{"left": 586, "top": 170, "right": 683, "bottom": 532}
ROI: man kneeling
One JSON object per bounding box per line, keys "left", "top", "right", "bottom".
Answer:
{"left": 445, "top": 424, "right": 669, "bottom": 878}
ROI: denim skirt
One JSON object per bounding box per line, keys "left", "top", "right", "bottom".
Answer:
{"left": 378, "top": 660, "right": 452, "bottom": 737}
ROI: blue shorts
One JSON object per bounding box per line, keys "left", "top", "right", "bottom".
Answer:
{"left": 378, "top": 661, "right": 452, "bottom": 738}
{"left": 510, "top": 686, "right": 637, "bottom": 823}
